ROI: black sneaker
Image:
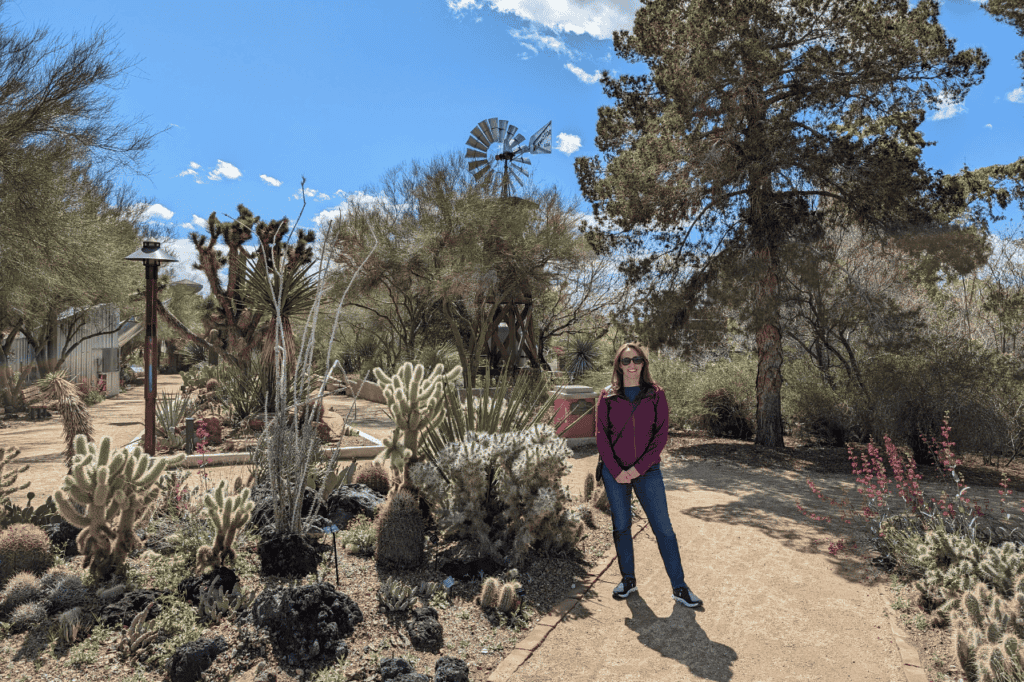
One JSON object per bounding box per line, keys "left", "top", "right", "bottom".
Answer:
{"left": 672, "top": 584, "right": 703, "bottom": 608}
{"left": 612, "top": 577, "right": 637, "bottom": 600}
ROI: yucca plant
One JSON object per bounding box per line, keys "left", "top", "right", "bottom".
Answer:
{"left": 37, "top": 370, "right": 94, "bottom": 467}
{"left": 154, "top": 392, "right": 196, "bottom": 451}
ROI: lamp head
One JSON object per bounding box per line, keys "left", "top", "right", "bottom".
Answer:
{"left": 125, "top": 240, "right": 177, "bottom": 265}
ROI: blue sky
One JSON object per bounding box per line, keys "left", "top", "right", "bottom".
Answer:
{"left": 10, "top": 0, "right": 1024, "bottom": 288}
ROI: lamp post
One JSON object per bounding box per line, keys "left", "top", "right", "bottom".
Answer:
{"left": 125, "top": 240, "right": 177, "bottom": 456}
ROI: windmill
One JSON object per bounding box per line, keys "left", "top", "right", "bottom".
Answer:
{"left": 464, "top": 118, "right": 553, "bottom": 375}
{"left": 465, "top": 118, "right": 551, "bottom": 199}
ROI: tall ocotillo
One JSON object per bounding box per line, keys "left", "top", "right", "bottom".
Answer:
{"left": 373, "top": 362, "right": 461, "bottom": 494}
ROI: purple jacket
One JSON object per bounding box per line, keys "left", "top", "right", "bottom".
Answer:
{"left": 596, "top": 383, "right": 669, "bottom": 478}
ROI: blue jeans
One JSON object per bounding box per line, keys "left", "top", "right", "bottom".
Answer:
{"left": 601, "top": 461, "right": 687, "bottom": 589}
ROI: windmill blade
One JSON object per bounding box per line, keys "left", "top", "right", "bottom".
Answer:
{"left": 472, "top": 122, "right": 494, "bottom": 145}
{"left": 497, "top": 119, "right": 508, "bottom": 145}
{"left": 506, "top": 124, "right": 518, "bottom": 140}
{"left": 511, "top": 133, "right": 526, "bottom": 147}
{"left": 466, "top": 149, "right": 488, "bottom": 161}
{"left": 487, "top": 117, "right": 500, "bottom": 140}
{"left": 469, "top": 159, "right": 490, "bottom": 175}
{"left": 466, "top": 135, "right": 489, "bottom": 153}
{"left": 528, "top": 121, "right": 552, "bottom": 154}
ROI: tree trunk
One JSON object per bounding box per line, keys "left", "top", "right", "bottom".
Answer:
{"left": 754, "top": 245, "right": 784, "bottom": 447}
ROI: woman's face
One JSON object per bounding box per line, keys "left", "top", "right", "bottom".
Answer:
{"left": 619, "top": 348, "right": 645, "bottom": 381}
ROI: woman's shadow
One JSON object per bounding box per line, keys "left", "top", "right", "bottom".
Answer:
{"left": 625, "top": 595, "right": 737, "bottom": 682}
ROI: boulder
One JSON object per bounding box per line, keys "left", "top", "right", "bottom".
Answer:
{"left": 177, "top": 566, "right": 239, "bottom": 604}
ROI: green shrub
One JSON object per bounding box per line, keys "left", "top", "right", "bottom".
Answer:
{"left": 0, "top": 522, "right": 54, "bottom": 587}
{"left": 782, "top": 356, "right": 866, "bottom": 445}
{"left": 862, "top": 341, "right": 1024, "bottom": 466}
{"left": 83, "top": 390, "right": 104, "bottom": 406}
{"left": 698, "top": 389, "right": 754, "bottom": 439}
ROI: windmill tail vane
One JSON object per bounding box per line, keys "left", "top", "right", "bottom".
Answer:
{"left": 466, "top": 118, "right": 551, "bottom": 198}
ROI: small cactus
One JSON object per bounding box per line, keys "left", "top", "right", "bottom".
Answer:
{"left": 479, "top": 577, "right": 501, "bottom": 609}
{"left": 0, "top": 571, "right": 44, "bottom": 615}
{"left": 497, "top": 581, "right": 521, "bottom": 613}
{"left": 0, "top": 523, "right": 54, "bottom": 587}
{"left": 583, "top": 473, "right": 595, "bottom": 502}
{"left": 195, "top": 479, "right": 254, "bottom": 573}
{"left": 196, "top": 579, "right": 254, "bottom": 624}
{"left": 374, "top": 489, "right": 425, "bottom": 570}
{"left": 117, "top": 601, "right": 158, "bottom": 663}
{"left": 355, "top": 463, "right": 390, "bottom": 497}
{"left": 10, "top": 600, "right": 47, "bottom": 631}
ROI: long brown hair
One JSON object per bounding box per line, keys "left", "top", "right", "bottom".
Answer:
{"left": 609, "top": 342, "right": 659, "bottom": 395}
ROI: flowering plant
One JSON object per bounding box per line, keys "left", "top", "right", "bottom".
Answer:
{"left": 797, "top": 418, "right": 1024, "bottom": 549}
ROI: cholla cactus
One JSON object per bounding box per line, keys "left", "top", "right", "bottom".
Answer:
{"left": 407, "top": 424, "right": 581, "bottom": 568}
{"left": 53, "top": 435, "right": 184, "bottom": 580}
{"left": 195, "top": 479, "right": 254, "bottom": 573}
{"left": 0, "top": 446, "right": 29, "bottom": 503}
{"left": 117, "top": 601, "right": 159, "bottom": 663}
{"left": 373, "top": 362, "right": 461, "bottom": 494}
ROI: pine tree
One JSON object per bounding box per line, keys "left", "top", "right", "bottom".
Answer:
{"left": 575, "top": 0, "right": 987, "bottom": 445}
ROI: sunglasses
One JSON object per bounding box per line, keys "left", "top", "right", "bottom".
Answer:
{"left": 620, "top": 357, "right": 645, "bottom": 365}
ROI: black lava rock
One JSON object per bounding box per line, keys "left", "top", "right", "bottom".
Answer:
{"left": 98, "top": 588, "right": 167, "bottom": 627}
{"left": 177, "top": 566, "right": 239, "bottom": 604}
{"left": 435, "top": 656, "right": 470, "bottom": 682}
{"left": 394, "top": 674, "right": 430, "bottom": 682}
{"left": 42, "top": 519, "right": 80, "bottom": 558}
{"left": 405, "top": 607, "right": 443, "bottom": 653}
{"left": 247, "top": 582, "right": 363, "bottom": 668}
{"left": 327, "top": 484, "right": 386, "bottom": 521}
{"left": 166, "top": 636, "right": 228, "bottom": 682}
{"left": 257, "top": 533, "right": 318, "bottom": 578}
{"left": 379, "top": 657, "right": 414, "bottom": 679}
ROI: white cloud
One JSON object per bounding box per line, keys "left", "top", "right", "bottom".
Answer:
{"left": 565, "top": 62, "right": 602, "bottom": 84}
{"left": 207, "top": 160, "right": 242, "bottom": 181}
{"left": 1009, "top": 87, "right": 1024, "bottom": 104}
{"left": 451, "top": 0, "right": 642, "bottom": 40}
{"left": 182, "top": 213, "right": 209, "bottom": 232}
{"left": 158, "top": 237, "right": 225, "bottom": 297}
{"left": 140, "top": 203, "right": 174, "bottom": 221}
{"left": 291, "top": 187, "right": 332, "bottom": 202}
{"left": 510, "top": 28, "right": 570, "bottom": 55}
{"left": 260, "top": 174, "right": 282, "bottom": 187}
{"left": 555, "top": 132, "right": 582, "bottom": 154}
{"left": 986, "top": 123, "right": 993, "bottom": 128}
{"left": 178, "top": 164, "right": 203, "bottom": 184}
{"left": 930, "top": 91, "right": 966, "bottom": 121}
{"left": 448, "top": 0, "right": 482, "bottom": 11}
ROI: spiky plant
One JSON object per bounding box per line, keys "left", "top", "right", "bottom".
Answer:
{"left": 37, "top": 370, "right": 93, "bottom": 468}
{"left": 0, "top": 446, "right": 29, "bottom": 503}
{"left": 54, "top": 435, "right": 184, "bottom": 580}
{"left": 195, "top": 479, "right": 254, "bottom": 573}
{"left": 373, "top": 361, "right": 462, "bottom": 494}
{"left": 479, "top": 577, "right": 501, "bottom": 609}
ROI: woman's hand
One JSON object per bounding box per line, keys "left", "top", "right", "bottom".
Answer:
{"left": 626, "top": 466, "right": 639, "bottom": 480}
{"left": 614, "top": 470, "right": 631, "bottom": 484}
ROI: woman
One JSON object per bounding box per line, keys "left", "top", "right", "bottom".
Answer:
{"left": 595, "top": 342, "right": 703, "bottom": 608}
